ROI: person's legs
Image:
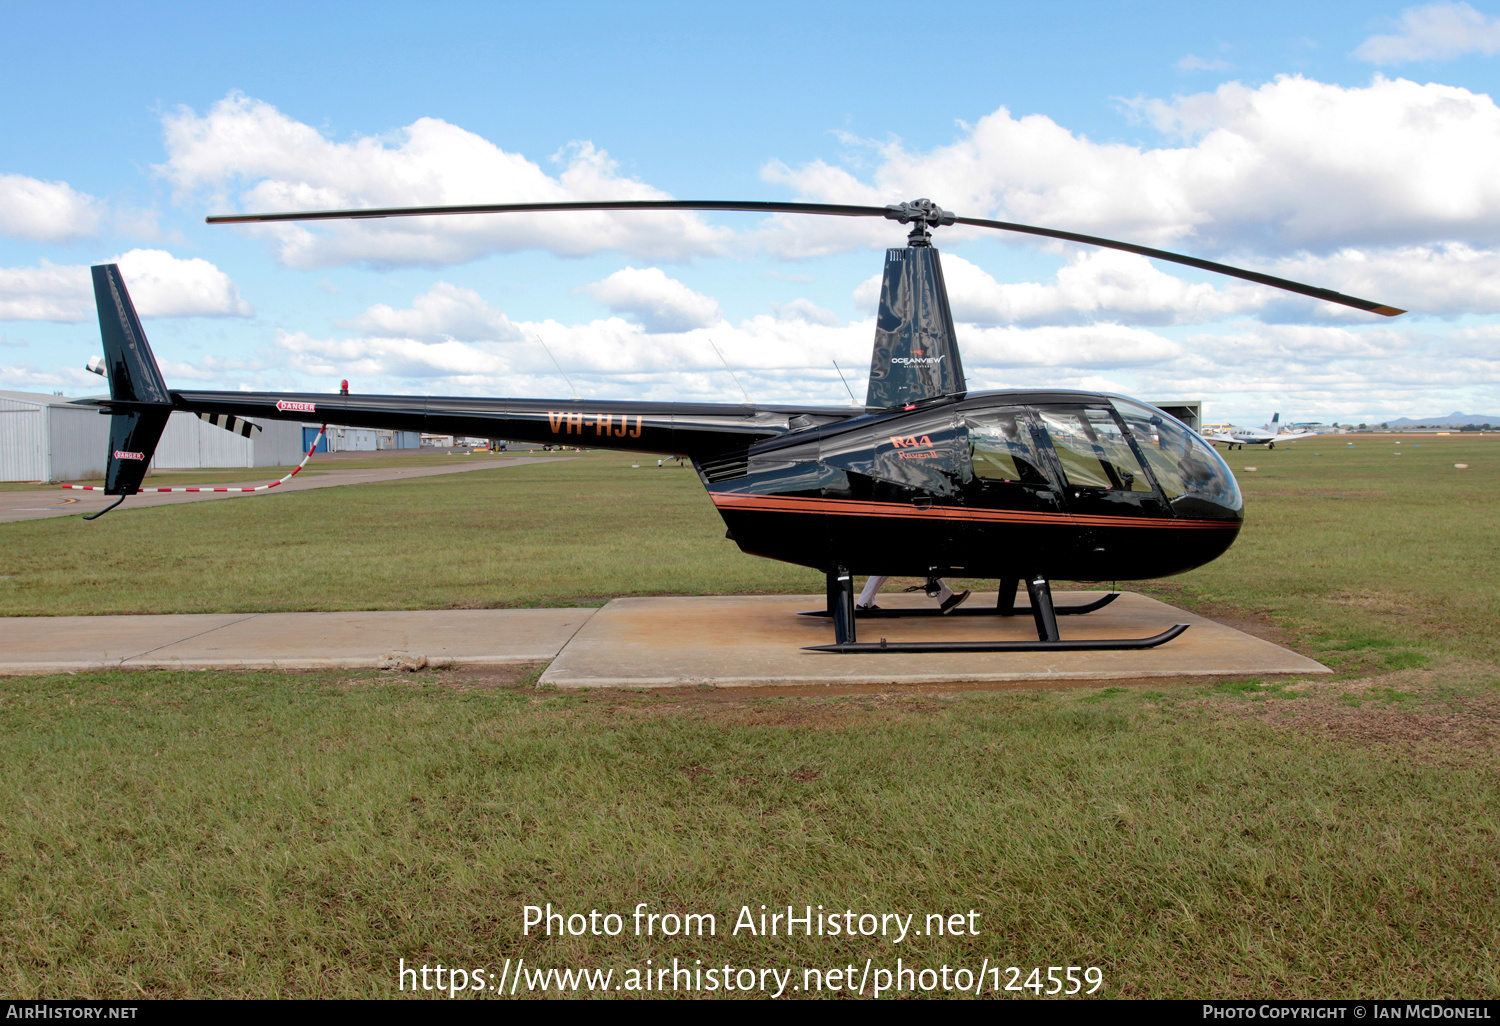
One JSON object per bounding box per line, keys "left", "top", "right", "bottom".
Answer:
{"left": 933, "top": 577, "right": 971, "bottom": 614}
{"left": 857, "top": 575, "right": 887, "bottom": 608}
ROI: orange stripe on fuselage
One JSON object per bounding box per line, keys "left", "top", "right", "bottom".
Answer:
{"left": 708, "top": 492, "right": 1239, "bottom": 530}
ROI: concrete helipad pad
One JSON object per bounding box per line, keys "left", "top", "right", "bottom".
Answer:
{"left": 0, "top": 608, "right": 593, "bottom": 673}
{"left": 0, "top": 593, "right": 1328, "bottom": 684}
{"left": 538, "top": 591, "right": 1330, "bottom": 688}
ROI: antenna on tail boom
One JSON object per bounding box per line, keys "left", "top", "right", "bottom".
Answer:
{"left": 535, "top": 334, "right": 581, "bottom": 401}
{"left": 707, "top": 337, "right": 752, "bottom": 405}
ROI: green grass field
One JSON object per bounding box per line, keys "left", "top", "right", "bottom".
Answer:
{"left": 2, "top": 434, "right": 1497, "bottom": 998}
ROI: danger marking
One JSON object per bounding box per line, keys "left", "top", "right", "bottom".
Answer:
{"left": 276, "top": 400, "right": 317, "bottom": 412}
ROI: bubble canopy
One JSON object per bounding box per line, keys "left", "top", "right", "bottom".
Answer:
{"left": 1109, "top": 396, "right": 1243, "bottom": 516}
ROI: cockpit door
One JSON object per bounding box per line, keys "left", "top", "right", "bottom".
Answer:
{"left": 1031, "top": 404, "right": 1171, "bottom": 575}
{"left": 954, "top": 407, "right": 1070, "bottom": 576}
{"left": 817, "top": 406, "right": 967, "bottom": 574}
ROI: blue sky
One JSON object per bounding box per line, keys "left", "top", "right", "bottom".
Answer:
{"left": 3, "top": 0, "right": 1499, "bottom": 423}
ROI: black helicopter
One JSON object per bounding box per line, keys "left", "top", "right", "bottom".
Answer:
{"left": 81, "top": 198, "right": 1403, "bottom": 653}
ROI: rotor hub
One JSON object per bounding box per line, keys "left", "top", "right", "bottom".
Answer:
{"left": 883, "top": 199, "right": 956, "bottom": 246}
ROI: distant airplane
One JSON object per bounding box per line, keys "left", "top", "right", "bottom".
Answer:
{"left": 1204, "top": 413, "right": 1320, "bottom": 450}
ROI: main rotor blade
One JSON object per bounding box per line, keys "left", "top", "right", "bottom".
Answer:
{"left": 205, "top": 199, "right": 892, "bottom": 223}
{"left": 951, "top": 215, "right": 1404, "bottom": 316}
{"left": 206, "top": 199, "right": 1405, "bottom": 316}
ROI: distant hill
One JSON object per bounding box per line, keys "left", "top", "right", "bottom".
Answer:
{"left": 1387, "top": 412, "right": 1499, "bottom": 427}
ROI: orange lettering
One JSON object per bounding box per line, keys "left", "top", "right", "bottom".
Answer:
{"left": 628, "top": 415, "right": 642, "bottom": 439}
{"left": 547, "top": 411, "right": 563, "bottom": 433}
{"left": 566, "top": 412, "right": 584, "bottom": 434}
{"left": 594, "top": 413, "right": 612, "bottom": 435}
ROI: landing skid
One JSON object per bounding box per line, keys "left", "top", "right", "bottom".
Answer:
{"left": 805, "top": 573, "right": 1188, "bottom": 653}
{"left": 797, "top": 590, "right": 1120, "bottom": 619}
{"left": 805, "top": 624, "right": 1189, "bottom": 653}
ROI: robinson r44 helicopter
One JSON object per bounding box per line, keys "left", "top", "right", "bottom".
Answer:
{"left": 80, "top": 198, "right": 1404, "bottom": 653}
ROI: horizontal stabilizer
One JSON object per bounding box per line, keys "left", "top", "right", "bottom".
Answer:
{"left": 197, "top": 411, "right": 262, "bottom": 439}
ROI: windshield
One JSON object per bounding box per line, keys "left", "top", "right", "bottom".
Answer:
{"left": 1111, "top": 398, "right": 1243, "bottom": 512}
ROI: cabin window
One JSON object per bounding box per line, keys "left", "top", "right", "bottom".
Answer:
{"left": 1111, "top": 398, "right": 1243, "bottom": 509}
{"left": 965, "top": 412, "right": 1050, "bottom": 485}
{"left": 1037, "top": 407, "right": 1152, "bottom": 492}
{"left": 820, "top": 409, "right": 965, "bottom": 498}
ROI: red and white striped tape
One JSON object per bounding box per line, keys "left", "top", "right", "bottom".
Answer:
{"left": 63, "top": 425, "right": 327, "bottom": 493}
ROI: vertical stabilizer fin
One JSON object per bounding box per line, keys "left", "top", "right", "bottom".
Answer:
{"left": 92, "top": 264, "right": 173, "bottom": 498}
{"left": 95, "top": 264, "right": 170, "bottom": 405}
{"left": 104, "top": 408, "right": 172, "bottom": 496}
{"left": 864, "top": 247, "right": 966, "bottom": 409}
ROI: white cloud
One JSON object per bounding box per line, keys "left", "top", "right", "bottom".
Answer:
{"left": 247, "top": 278, "right": 1200, "bottom": 405}
{"left": 1355, "top": 2, "right": 1500, "bottom": 64}
{"left": 961, "top": 322, "right": 1183, "bottom": 370}
{"left": 771, "top": 298, "right": 842, "bottom": 326}
{"left": 246, "top": 282, "right": 872, "bottom": 401}
{"left": 958, "top": 320, "right": 1500, "bottom": 423}
{"left": 159, "top": 93, "right": 731, "bottom": 267}
{"left": 1186, "top": 323, "right": 1408, "bottom": 367}
{"left": 275, "top": 330, "right": 511, "bottom": 383}
{"left": 46, "top": 269, "right": 1487, "bottom": 423}
{"left": 255, "top": 315, "right": 1188, "bottom": 407}
{"left": 111, "top": 249, "right": 252, "bottom": 318}
{"left": 0, "top": 361, "right": 101, "bottom": 391}
{"left": 0, "top": 174, "right": 102, "bottom": 242}
{"left": 855, "top": 251, "right": 1267, "bottom": 326}
{"left": 582, "top": 267, "right": 723, "bottom": 332}
{"left": 156, "top": 353, "right": 267, "bottom": 383}
{"left": 850, "top": 245, "right": 1500, "bottom": 327}
{"left": 0, "top": 250, "right": 251, "bottom": 322}
{"left": 760, "top": 75, "right": 1500, "bottom": 258}
{"left": 1263, "top": 243, "right": 1500, "bottom": 318}
{"left": 1177, "top": 55, "right": 1233, "bottom": 72}
{"left": 0, "top": 263, "right": 94, "bottom": 321}
{"left": 339, "top": 281, "right": 519, "bottom": 342}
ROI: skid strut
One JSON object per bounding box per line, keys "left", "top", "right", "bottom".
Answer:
{"left": 804, "top": 575, "right": 1188, "bottom": 653}
{"left": 798, "top": 578, "right": 1119, "bottom": 619}
{"left": 825, "top": 567, "right": 857, "bottom": 646}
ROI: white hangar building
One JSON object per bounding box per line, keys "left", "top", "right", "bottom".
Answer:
{"left": 0, "top": 390, "right": 304, "bottom": 483}
{"left": 153, "top": 410, "right": 304, "bottom": 470}
{"left": 0, "top": 391, "right": 110, "bottom": 484}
